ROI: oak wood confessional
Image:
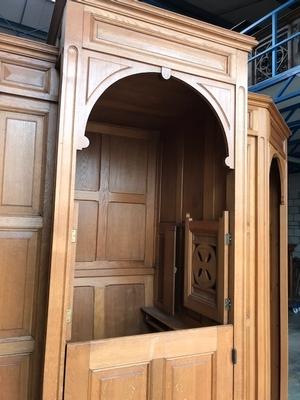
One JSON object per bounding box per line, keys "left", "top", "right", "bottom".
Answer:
{"left": 43, "top": 1, "right": 255, "bottom": 399}
{"left": 0, "top": 1, "right": 290, "bottom": 400}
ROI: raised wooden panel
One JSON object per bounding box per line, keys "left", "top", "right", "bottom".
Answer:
{"left": 1, "top": 62, "right": 49, "bottom": 93}
{"left": 109, "top": 136, "right": 147, "bottom": 194}
{"left": 105, "top": 284, "right": 145, "bottom": 338}
{"left": 0, "top": 231, "right": 37, "bottom": 338}
{"left": 71, "top": 287, "right": 94, "bottom": 341}
{"left": 107, "top": 203, "right": 145, "bottom": 260}
{"left": 164, "top": 354, "right": 213, "bottom": 400}
{"left": 90, "top": 364, "right": 149, "bottom": 400}
{"left": 76, "top": 201, "right": 98, "bottom": 262}
{"left": 75, "top": 133, "right": 101, "bottom": 191}
{"left": 72, "top": 275, "right": 152, "bottom": 341}
{"left": 0, "top": 111, "right": 45, "bottom": 214}
{"left": 65, "top": 325, "right": 233, "bottom": 400}
{"left": 75, "top": 126, "right": 156, "bottom": 266}
{"left": 0, "top": 354, "right": 30, "bottom": 400}
{"left": 82, "top": 11, "right": 236, "bottom": 80}
{"left": 2, "top": 119, "right": 36, "bottom": 207}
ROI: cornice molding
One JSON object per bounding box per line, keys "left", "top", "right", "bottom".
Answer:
{"left": 74, "top": 0, "right": 257, "bottom": 52}
{"left": 0, "top": 33, "right": 59, "bottom": 64}
{"left": 248, "top": 92, "right": 290, "bottom": 139}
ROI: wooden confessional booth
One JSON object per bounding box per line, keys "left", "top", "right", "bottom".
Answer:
{"left": 42, "top": 1, "right": 254, "bottom": 398}
{"left": 0, "top": 1, "right": 290, "bottom": 400}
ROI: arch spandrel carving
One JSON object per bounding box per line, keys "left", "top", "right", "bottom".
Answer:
{"left": 86, "top": 58, "right": 131, "bottom": 101}
{"left": 77, "top": 62, "right": 235, "bottom": 168}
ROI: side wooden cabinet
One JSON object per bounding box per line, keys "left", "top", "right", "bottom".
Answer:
{"left": 246, "top": 93, "right": 289, "bottom": 400}
{"left": 0, "top": 33, "right": 58, "bottom": 400}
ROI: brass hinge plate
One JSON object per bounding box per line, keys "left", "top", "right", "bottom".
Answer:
{"left": 225, "top": 233, "right": 232, "bottom": 245}
{"left": 66, "top": 308, "right": 72, "bottom": 324}
{"left": 71, "top": 229, "right": 77, "bottom": 243}
{"left": 225, "top": 297, "right": 232, "bottom": 310}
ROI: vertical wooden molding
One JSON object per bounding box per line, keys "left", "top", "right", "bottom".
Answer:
{"left": 43, "top": 45, "right": 79, "bottom": 400}
{"left": 233, "top": 49, "right": 248, "bottom": 400}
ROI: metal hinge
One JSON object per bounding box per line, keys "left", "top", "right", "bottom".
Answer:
{"left": 66, "top": 308, "right": 72, "bottom": 324}
{"left": 225, "top": 233, "right": 232, "bottom": 245}
{"left": 71, "top": 229, "right": 77, "bottom": 243}
{"left": 232, "top": 348, "right": 237, "bottom": 365}
{"left": 225, "top": 297, "right": 232, "bottom": 310}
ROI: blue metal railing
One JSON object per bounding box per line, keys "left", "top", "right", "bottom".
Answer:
{"left": 241, "top": 0, "right": 299, "bottom": 79}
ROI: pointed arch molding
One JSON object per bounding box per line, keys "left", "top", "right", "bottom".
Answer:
{"left": 78, "top": 57, "right": 235, "bottom": 168}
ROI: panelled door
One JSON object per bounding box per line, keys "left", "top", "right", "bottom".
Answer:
{"left": 64, "top": 325, "right": 233, "bottom": 400}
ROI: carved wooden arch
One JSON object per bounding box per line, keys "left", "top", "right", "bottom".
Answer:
{"left": 76, "top": 64, "right": 234, "bottom": 168}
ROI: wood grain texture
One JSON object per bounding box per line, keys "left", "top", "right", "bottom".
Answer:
{"left": 0, "top": 232, "right": 37, "bottom": 338}
{"left": 65, "top": 325, "right": 233, "bottom": 400}
{"left": 184, "top": 212, "right": 229, "bottom": 324}
{"left": 0, "top": 354, "right": 30, "bottom": 400}
{"left": 246, "top": 93, "right": 289, "bottom": 400}
{"left": 43, "top": 1, "right": 254, "bottom": 399}
{"left": 0, "top": 112, "right": 45, "bottom": 214}
{"left": 0, "top": 90, "right": 57, "bottom": 399}
{"left": 0, "top": 30, "right": 59, "bottom": 400}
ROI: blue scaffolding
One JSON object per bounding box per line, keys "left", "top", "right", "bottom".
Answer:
{"left": 242, "top": 0, "right": 300, "bottom": 172}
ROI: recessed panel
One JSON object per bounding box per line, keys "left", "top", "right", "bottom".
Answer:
{"left": 164, "top": 354, "right": 213, "bottom": 400}
{"left": 0, "top": 232, "right": 37, "bottom": 338}
{"left": 71, "top": 286, "right": 94, "bottom": 341}
{"left": 0, "top": 354, "right": 30, "bottom": 400}
{"left": 90, "top": 364, "right": 149, "bottom": 400}
{"left": 76, "top": 201, "right": 98, "bottom": 262}
{"left": 2, "top": 118, "right": 36, "bottom": 207}
{"left": 109, "top": 136, "right": 147, "bottom": 194}
{"left": 107, "top": 203, "right": 145, "bottom": 260}
{"left": 75, "top": 133, "right": 101, "bottom": 191}
{"left": 105, "top": 284, "right": 145, "bottom": 338}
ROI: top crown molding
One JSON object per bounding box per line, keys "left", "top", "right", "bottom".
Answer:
{"left": 74, "top": 0, "right": 258, "bottom": 52}
{"left": 248, "top": 92, "right": 290, "bottom": 139}
{"left": 0, "top": 33, "right": 59, "bottom": 64}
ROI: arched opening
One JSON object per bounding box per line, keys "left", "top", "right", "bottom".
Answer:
{"left": 269, "top": 157, "right": 282, "bottom": 400}
{"left": 71, "top": 73, "right": 231, "bottom": 341}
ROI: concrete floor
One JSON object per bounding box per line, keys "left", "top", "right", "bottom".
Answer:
{"left": 289, "top": 313, "right": 300, "bottom": 399}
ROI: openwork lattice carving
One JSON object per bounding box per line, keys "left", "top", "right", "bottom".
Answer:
{"left": 192, "top": 244, "right": 216, "bottom": 290}
{"left": 184, "top": 211, "right": 229, "bottom": 323}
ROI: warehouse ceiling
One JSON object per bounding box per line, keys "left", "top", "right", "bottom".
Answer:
{"left": 0, "top": 0, "right": 296, "bottom": 42}
{"left": 141, "top": 0, "right": 293, "bottom": 30}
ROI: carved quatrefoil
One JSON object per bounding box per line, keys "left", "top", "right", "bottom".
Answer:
{"left": 192, "top": 244, "right": 216, "bottom": 290}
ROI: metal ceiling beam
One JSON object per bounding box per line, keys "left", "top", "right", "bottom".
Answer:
{"left": 289, "top": 156, "right": 300, "bottom": 164}
{"left": 47, "top": 0, "right": 66, "bottom": 45}
{"left": 0, "top": 17, "right": 47, "bottom": 40}
{"left": 140, "top": 0, "right": 231, "bottom": 28}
